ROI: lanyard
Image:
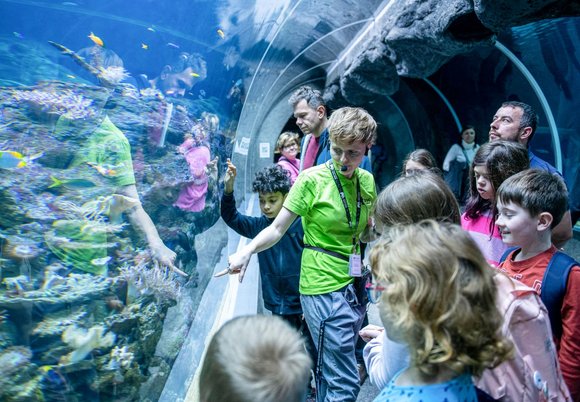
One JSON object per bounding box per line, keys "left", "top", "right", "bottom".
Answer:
{"left": 327, "top": 161, "right": 361, "bottom": 253}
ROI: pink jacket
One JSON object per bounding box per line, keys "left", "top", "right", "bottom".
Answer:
{"left": 277, "top": 156, "right": 300, "bottom": 185}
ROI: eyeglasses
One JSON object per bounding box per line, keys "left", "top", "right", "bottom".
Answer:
{"left": 365, "top": 276, "right": 385, "bottom": 304}
{"left": 282, "top": 144, "right": 297, "bottom": 150}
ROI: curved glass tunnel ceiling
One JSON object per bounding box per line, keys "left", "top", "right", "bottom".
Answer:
{"left": 0, "top": 0, "right": 579, "bottom": 401}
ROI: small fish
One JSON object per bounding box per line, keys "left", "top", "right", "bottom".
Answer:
{"left": 62, "top": 2, "right": 78, "bottom": 5}
{"left": 141, "top": 43, "right": 149, "bottom": 50}
{"left": 0, "top": 150, "right": 42, "bottom": 169}
{"left": 87, "top": 162, "right": 117, "bottom": 177}
{"left": 66, "top": 74, "right": 76, "bottom": 79}
{"left": 49, "top": 176, "right": 96, "bottom": 189}
{"left": 217, "top": 29, "right": 225, "bottom": 39}
{"left": 13, "top": 31, "right": 24, "bottom": 39}
{"left": 88, "top": 32, "right": 104, "bottom": 47}
{"left": 40, "top": 365, "right": 68, "bottom": 386}
{"left": 147, "top": 27, "right": 155, "bottom": 32}
{"left": 190, "top": 72, "right": 200, "bottom": 77}
{"left": 166, "top": 42, "right": 179, "bottom": 49}
{"left": 91, "top": 256, "right": 111, "bottom": 266}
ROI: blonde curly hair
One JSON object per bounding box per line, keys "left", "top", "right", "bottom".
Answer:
{"left": 370, "top": 220, "right": 512, "bottom": 377}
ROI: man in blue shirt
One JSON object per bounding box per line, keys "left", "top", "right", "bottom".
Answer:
{"left": 489, "top": 100, "right": 572, "bottom": 246}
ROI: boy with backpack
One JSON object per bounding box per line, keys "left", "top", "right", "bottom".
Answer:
{"left": 496, "top": 169, "right": 580, "bottom": 400}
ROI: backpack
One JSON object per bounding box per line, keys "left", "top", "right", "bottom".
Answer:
{"left": 475, "top": 274, "right": 571, "bottom": 401}
{"left": 499, "top": 247, "right": 578, "bottom": 339}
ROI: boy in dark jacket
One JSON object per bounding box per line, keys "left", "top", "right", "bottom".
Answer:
{"left": 221, "top": 159, "right": 307, "bottom": 330}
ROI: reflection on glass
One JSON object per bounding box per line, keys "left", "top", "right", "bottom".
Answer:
{"left": 0, "top": 3, "right": 241, "bottom": 399}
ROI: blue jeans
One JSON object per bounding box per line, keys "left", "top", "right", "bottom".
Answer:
{"left": 301, "top": 284, "right": 366, "bottom": 402}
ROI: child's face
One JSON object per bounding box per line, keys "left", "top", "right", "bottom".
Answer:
{"left": 377, "top": 286, "right": 404, "bottom": 343}
{"left": 259, "top": 191, "right": 286, "bottom": 219}
{"left": 474, "top": 165, "right": 494, "bottom": 200}
{"left": 330, "top": 139, "right": 368, "bottom": 179}
{"left": 495, "top": 199, "right": 539, "bottom": 246}
{"left": 405, "top": 160, "right": 427, "bottom": 176}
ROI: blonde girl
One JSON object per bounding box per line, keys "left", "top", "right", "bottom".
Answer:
{"left": 369, "top": 221, "right": 512, "bottom": 401}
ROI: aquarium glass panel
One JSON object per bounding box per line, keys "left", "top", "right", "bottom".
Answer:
{"left": 0, "top": 1, "right": 242, "bottom": 400}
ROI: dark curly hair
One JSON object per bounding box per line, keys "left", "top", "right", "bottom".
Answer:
{"left": 252, "top": 165, "right": 291, "bottom": 195}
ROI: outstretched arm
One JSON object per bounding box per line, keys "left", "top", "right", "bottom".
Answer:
{"left": 215, "top": 207, "right": 297, "bottom": 282}
{"left": 120, "top": 184, "right": 187, "bottom": 277}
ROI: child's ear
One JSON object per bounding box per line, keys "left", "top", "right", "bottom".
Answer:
{"left": 282, "top": 193, "right": 288, "bottom": 201}
{"left": 537, "top": 212, "right": 553, "bottom": 232}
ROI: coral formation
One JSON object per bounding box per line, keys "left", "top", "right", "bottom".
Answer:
{"left": 118, "top": 258, "right": 182, "bottom": 303}
{"left": 32, "top": 308, "right": 87, "bottom": 336}
{"left": 12, "top": 87, "right": 97, "bottom": 120}
{"left": 107, "top": 345, "right": 134, "bottom": 370}
{"left": 0, "top": 345, "right": 32, "bottom": 377}
{"left": 60, "top": 324, "right": 116, "bottom": 364}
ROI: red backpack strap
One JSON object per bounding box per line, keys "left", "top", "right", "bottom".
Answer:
{"left": 540, "top": 251, "right": 578, "bottom": 339}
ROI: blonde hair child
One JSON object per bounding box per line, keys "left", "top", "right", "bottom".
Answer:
{"left": 369, "top": 221, "right": 512, "bottom": 400}
{"left": 361, "top": 171, "right": 571, "bottom": 401}
{"left": 199, "top": 315, "right": 312, "bottom": 402}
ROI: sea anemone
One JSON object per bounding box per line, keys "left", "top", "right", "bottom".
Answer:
{"left": 98, "top": 66, "right": 130, "bottom": 85}
{"left": 3, "top": 241, "right": 40, "bottom": 261}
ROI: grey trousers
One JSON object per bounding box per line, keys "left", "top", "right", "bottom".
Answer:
{"left": 301, "top": 284, "right": 366, "bottom": 402}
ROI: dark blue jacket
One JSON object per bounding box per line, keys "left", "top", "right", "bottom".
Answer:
{"left": 529, "top": 150, "right": 560, "bottom": 176}
{"left": 221, "top": 193, "right": 304, "bottom": 315}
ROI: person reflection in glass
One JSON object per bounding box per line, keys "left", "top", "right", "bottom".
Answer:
{"left": 46, "top": 100, "right": 185, "bottom": 277}
{"left": 133, "top": 52, "right": 207, "bottom": 98}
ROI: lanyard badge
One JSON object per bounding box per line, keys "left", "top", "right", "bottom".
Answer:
{"left": 327, "top": 162, "right": 363, "bottom": 277}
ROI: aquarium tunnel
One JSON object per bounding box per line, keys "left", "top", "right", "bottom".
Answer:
{"left": 0, "top": 0, "right": 579, "bottom": 400}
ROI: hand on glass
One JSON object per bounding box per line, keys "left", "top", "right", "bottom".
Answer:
{"left": 205, "top": 156, "right": 219, "bottom": 177}
{"left": 151, "top": 243, "right": 188, "bottom": 277}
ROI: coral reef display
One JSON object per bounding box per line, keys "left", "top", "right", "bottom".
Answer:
{"left": 0, "top": 66, "right": 230, "bottom": 399}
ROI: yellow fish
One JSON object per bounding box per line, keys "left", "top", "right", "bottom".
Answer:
{"left": 66, "top": 74, "right": 76, "bottom": 79}
{"left": 88, "top": 32, "right": 104, "bottom": 47}
{"left": 86, "top": 162, "right": 117, "bottom": 177}
{"left": 141, "top": 43, "right": 149, "bottom": 50}
{"left": 190, "top": 72, "right": 200, "bottom": 77}
{"left": 217, "top": 29, "right": 225, "bottom": 39}
{"left": 0, "top": 150, "right": 43, "bottom": 170}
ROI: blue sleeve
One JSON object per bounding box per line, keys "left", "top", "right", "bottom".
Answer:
{"left": 360, "top": 156, "right": 373, "bottom": 173}
{"left": 220, "top": 193, "right": 266, "bottom": 238}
